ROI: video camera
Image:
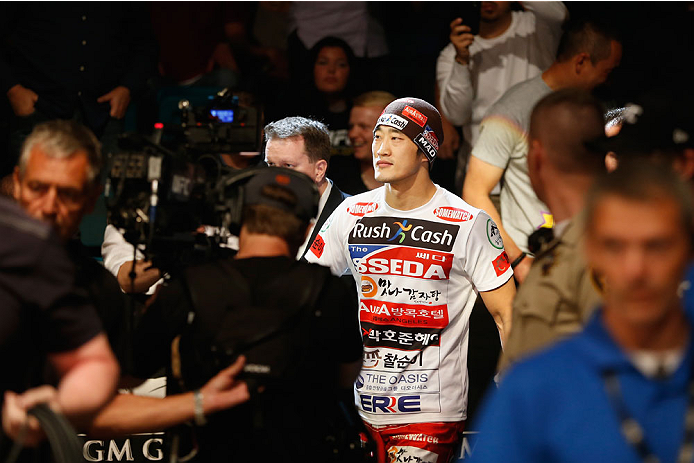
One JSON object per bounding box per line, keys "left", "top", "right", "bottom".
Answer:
{"left": 104, "top": 89, "right": 263, "bottom": 273}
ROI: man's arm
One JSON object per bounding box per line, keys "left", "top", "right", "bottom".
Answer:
{"left": 520, "top": 1, "right": 568, "bottom": 26}
{"left": 436, "top": 42, "right": 474, "bottom": 127}
{"left": 48, "top": 333, "right": 120, "bottom": 428}
{"left": 463, "top": 156, "right": 527, "bottom": 264}
{"left": 463, "top": 117, "right": 534, "bottom": 282}
{"left": 479, "top": 278, "right": 516, "bottom": 346}
{"left": 116, "top": 260, "right": 162, "bottom": 294}
{"left": 88, "top": 356, "right": 249, "bottom": 438}
{"left": 102, "top": 225, "right": 161, "bottom": 294}
{"left": 3, "top": 333, "right": 120, "bottom": 444}
{"left": 434, "top": 81, "right": 461, "bottom": 160}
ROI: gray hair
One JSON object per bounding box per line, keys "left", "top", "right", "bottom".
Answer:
{"left": 19, "top": 120, "right": 102, "bottom": 186}
{"left": 264, "top": 116, "right": 331, "bottom": 164}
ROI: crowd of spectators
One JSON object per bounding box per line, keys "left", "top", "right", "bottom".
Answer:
{"left": 1, "top": 2, "right": 694, "bottom": 462}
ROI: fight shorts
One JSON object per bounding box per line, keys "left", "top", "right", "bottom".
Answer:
{"left": 364, "top": 421, "right": 465, "bottom": 463}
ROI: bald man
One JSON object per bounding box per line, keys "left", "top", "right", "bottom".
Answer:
{"left": 499, "top": 89, "right": 606, "bottom": 370}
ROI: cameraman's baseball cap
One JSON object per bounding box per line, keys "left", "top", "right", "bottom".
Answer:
{"left": 374, "top": 97, "right": 444, "bottom": 167}
{"left": 244, "top": 167, "right": 319, "bottom": 222}
{"left": 599, "top": 92, "right": 694, "bottom": 157}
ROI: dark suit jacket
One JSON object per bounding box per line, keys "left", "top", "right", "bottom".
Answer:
{"left": 300, "top": 181, "right": 349, "bottom": 261}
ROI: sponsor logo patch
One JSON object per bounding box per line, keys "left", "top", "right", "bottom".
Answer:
{"left": 377, "top": 114, "right": 408, "bottom": 131}
{"left": 310, "top": 235, "right": 325, "bottom": 258}
{"left": 359, "top": 370, "right": 437, "bottom": 393}
{"left": 402, "top": 106, "right": 427, "bottom": 127}
{"left": 348, "top": 202, "right": 379, "bottom": 217}
{"left": 414, "top": 133, "right": 437, "bottom": 160}
{"left": 359, "top": 393, "right": 441, "bottom": 415}
{"left": 486, "top": 219, "right": 504, "bottom": 249}
{"left": 492, "top": 251, "right": 510, "bottom": 276}
{"left": 362, "top": 348, "right": 431, "bottom": 370}
{"left": 361, "top": 276, "right": 378, "bottom": 298}
{"left": 422, "top": 125, "right": 439, "bottom": 150}
{"left": 349, "top": 216, "right": 459, "bottom": 252}
{"left": 361, "top": 321, "right": 441, "bottom": 350}
{"left": 433, "top": 206, "right": 472, "bottom": 223}
{"left": 359, "top": 394, "right": 422, "bottom": 413}
{"left": 359, "top": 301, "right": 448, "bottom": 328}
{"left": 355, "top": 247, "right": 453, "bottom": 280}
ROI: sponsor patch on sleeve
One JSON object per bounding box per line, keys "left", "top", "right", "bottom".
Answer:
{"left": 310, "top": 234, "right": 325, "bottom": 258}
{"left": 486, "top": 219, "right": 504, "bottom": 249}
{"left": 492, "top": 251, "right": 510, "bottom": 276}
{"left": 402, "top": 106, "right": 428, "bottom": 127}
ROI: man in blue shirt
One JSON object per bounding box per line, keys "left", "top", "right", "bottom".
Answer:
{"left": 470, "top": 162, "right": 694, "bottom": 462}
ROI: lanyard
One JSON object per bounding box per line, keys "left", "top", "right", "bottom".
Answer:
{"left": 602, "top": 369, "right": 694, "bottom": 463}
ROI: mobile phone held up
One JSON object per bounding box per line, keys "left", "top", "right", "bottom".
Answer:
{"left": 460, "top": 2, "right": 481, "bottom": 36}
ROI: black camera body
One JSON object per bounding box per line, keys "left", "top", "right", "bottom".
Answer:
{"left": 104, "top": 89, "right": 262, "bottom": 273}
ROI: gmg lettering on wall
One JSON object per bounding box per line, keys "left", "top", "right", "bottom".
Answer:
{"left": 349, "top": 217, "right": 459, "bottom": 252}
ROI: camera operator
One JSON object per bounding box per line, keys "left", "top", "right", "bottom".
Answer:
{"left": 130, "top": 167, "right": 363, "bottom": 462}
{"left": 12, "top": 120, "right": 131, "bottom": 368}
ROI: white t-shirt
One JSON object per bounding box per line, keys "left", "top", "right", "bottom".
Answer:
{"left": 306, "top": 185, "right": 513, "bottom": 425}
{"left": 437, "top": 1, "right": 566, "bottom": 146}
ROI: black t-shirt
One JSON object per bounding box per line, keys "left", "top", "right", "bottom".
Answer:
{"left": 68, "top": 240, "right": 130, "bottom": 370}
{"left": 0, "top": 199, "right": 102, "bottom": 403}
{"left": 133, "top": 255, "right": 363, "bottom": 461}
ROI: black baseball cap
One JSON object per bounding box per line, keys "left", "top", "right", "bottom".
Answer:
{"left": 244, "top": 167, "right": 319, "bottom": 222}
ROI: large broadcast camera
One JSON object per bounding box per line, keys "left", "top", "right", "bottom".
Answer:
{"left": 104, "top": 89, "right": 263, "bottom": 273}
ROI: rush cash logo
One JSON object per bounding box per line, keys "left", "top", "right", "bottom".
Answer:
{"left": 349, "top": 217, "right": 459, "bottom": 252}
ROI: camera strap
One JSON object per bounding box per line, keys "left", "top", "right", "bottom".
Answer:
{"left": 601, "top": 369, "right": 694, "bottom": 463}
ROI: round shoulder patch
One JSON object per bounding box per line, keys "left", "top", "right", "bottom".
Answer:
{"left": 486, "top": 219, "right": 504, "bottom": 249}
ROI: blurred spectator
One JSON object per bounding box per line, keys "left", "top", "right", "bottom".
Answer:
{"left": 436, "top": 1, "right": 567, "bottom": 192}
{"left": 463, "top": 19, "right": 622, "bottom": 283}
{"left": 0, "top": 3, "right": 157, "bottom": 171}
{"left": 327, "top": 90, "right": 395, "bottom": 194}
{"left": 0, "top": 196, "right": 118, "bottom": 456}
{"left": 150, "top": 2, "right": 247, "bottom": 88}
{"left": 287, "top": 1, "right": 388, "bottom": 84}
{"left": 470, "top": 163, "right": 694, "bottom": 462}
{"left": 12, "top": 120, "right": 131, "bottom": 369}
{"left": 290, "top": 37, "right": 357, "bottom": 157}
{"left": 499, "top": 89, "right": 606, "bottom": 371}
